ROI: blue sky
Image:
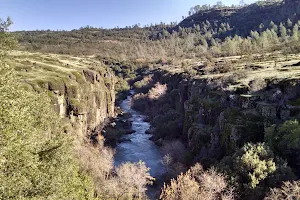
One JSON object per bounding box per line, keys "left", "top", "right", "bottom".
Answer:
{"left": 1, "top": 0, "right": 256, "bottom": 31}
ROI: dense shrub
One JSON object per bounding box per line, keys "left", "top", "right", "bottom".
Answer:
{"left": 152, "top": 109, "right": 183, "bottom": 139}
{"left": 115, "top": 77, "right": 130, "bottom": 100}
{"left": 218, "top": 142, "right": 295, "bottom": 198}
{"left": 0, "top": 66, "right": 97, "bottom": 199}
{"left": 160, "top": 163, "right": 234, "bottom": 200}
{"left": 265, "top": 120, "right": 300, "bottom": 169}
{"left": 265, "top": 181, "right": 300, "bottom": 200}
{"left": 99, "top": 161, "right": 154, "bottom": 200}
{"left": 234, "top": 143, "right": 276, "bottom": 189}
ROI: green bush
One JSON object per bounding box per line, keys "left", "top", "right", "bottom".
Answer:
{"left": 115, "top": 77, "right": 130, "bottom": 100}
{"left": 0, "top": 66, "right": 96, "bottom": 199}
{"left": 265, "top": 120, "right": 300, "bottom": 168}
{"left": 234, "top": 143, "right": 276, "bottom": 189}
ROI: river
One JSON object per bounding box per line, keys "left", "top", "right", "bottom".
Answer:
{"left": 114, "top": 91, "right": 165, "bottom": 199}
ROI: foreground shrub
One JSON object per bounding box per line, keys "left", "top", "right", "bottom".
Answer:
{"left": 103, "top": 161, "right": 154, "bottom": 200}
{"left": 0, "top": 18, "right": 98, "bottom": 199}
{"left": 234, "top": 143, "right": 276, "bottom": 189}
{"left": 160, "top": 163, "right": 234, "bottom": 200}
{"left": 0, "top": 66, "right": 97, "bottom": 199}
{"left": 265, "top": 181, "right": 300, "bottom": 200}
{"left": 219, "top": 142, "right": 295, "bottom": 198}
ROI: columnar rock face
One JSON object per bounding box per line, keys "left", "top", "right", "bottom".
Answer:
{"left": 184, "top": 78, "right": 300, "bottom": 161}
{"left": 9, "top": 52, "right": 116, "bottom": 142}
{"left": 51, "top": 68, "right": 116, "bottom": 141}
{"left": 152, "top": 69, "right": 300, "bottom": 163}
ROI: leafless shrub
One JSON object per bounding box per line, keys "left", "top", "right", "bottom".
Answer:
{"left": 148, "top": 82, "right": 167, "bottom": 100}
{"left": 75, "top": 143, "right": 154, "bottom": 199}
{"left": 249, "top": 79, "right": 267, "bottom": 92}
{"left": 265, "top": 181, "right": 300, "bottom": 200}
{"left": 103, "top": 161, "right": 154, "bottom": 199}
{"left": 160, "top": 172, "right": 200, "bottom": 200}
{"left": 75, "top": 143, "right": 114, "bottom": 182}
{"left": 199, "top": 168, "right": 228, "bottom": 198}
{"left": 160, "top": 163, "right": 235, "bottom": 200}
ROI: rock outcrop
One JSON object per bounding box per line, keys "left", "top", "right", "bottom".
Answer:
{"left": 9, "top": 52, "right": 116, "bottom": 142}
{"left": 146, "top": 67, "right": 300, "bottom": 164}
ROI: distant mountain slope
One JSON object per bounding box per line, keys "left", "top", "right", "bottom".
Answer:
{"left": 12, "top": 0, "right": 300, "bottom": 60}
{"left": 175, "top": 0, "right": 300, "bottom": 37}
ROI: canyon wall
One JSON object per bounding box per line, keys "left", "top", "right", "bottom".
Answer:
{"left": 10, "top": 52, "right": 116, "bottom": 142}
{"left": 148, "top": 69, "right": 300, "bottom": 164}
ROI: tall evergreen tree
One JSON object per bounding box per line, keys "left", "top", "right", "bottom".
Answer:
{"left": 287, "top": 18, "right": 293, "bottom": 28}
{"left": 293, "top": 24, "right": 299, "bottom": 41}
{"left": 279, "top": 23, "right": 287, "bottom": 38}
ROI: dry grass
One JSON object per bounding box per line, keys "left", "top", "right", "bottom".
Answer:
{"left": 159, "top": 52, "right": 300, "bottom": 92}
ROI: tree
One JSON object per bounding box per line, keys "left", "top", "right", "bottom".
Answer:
{"left": 279, "top": 23, "right": 287, "bottom": 38}
{"left": 210, "top": 38, "right": 217, "bottom": 46}
{"left": 0, "top": 17, "right": 17, "bottom": 51}
{"left": 259, "top": 23, "right": 265, "bottom": 32}
{"left": 112, "top": 161, "right": 154, "bottom": 199}
{"left": 265, "top": 120, "right": 300, "bottom": 168}
{"left": 234, "top": 143, "right": 276, "bottom": 189}
{"left": 293, "top": 24, "right": 299, "bottom": 40}
{"left": 200, "top": 36, "right": 208, "bottom": 49}
{"left": 222, "top": 37, "right": 238, "bottom": 55}
{"left": 287, "top": 18, "right": 293, "bottom": 28}
{"left": 216, "top": 1, "right": 224, "bottom": 8}
{"left": 269, "top": 21, "right": 278, "bottom": 32}
{"left": 251, "top": 30, "right": 260, "bottom": 40}
{"left": 240, "top": 0, "right": 246, "bottom": 7}
{"left": 162, "top": 29, "right": 170, "bottom": 38}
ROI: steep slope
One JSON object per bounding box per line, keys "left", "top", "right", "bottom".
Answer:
{"left": 131, "top": 52, "right": 300, "bottom": 198}
{"left": 176, "top": 0, "right": 300, "bottom": 37}
{"left": 6, "top": 51, "right": 116, "bottom": 141}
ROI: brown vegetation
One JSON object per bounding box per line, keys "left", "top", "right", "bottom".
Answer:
{"left": 160, "top": 163, "right": 234, "bottom": 200}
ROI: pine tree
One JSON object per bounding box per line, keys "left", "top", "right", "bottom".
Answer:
{"left": 292, "top": 24, "right": 299, "bottom": 41}
{"left": 279, "top": 23, "right": 287, "bottom": 38}
{"left": 287, "top": 18, "right": 293, "bottom": 28}
{"left": 211, "top": 38, "right": 217, "bottom": 46}
{"left": 259, "top": 31, "right": 269, "bottom": 49}
{"left": 259, "top": 23, "right": 265, "bottom": 32}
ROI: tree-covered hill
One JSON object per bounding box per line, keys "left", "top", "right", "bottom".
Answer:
{"left": 176, "top": 0, "right": 300, "bottom": 38}
{"left": 11, "top": 0, "right": 300, "bottom": 62}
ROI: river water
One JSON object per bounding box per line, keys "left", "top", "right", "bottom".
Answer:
{"left": 114, "top": 91, "right": 165, "bottom": 198}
